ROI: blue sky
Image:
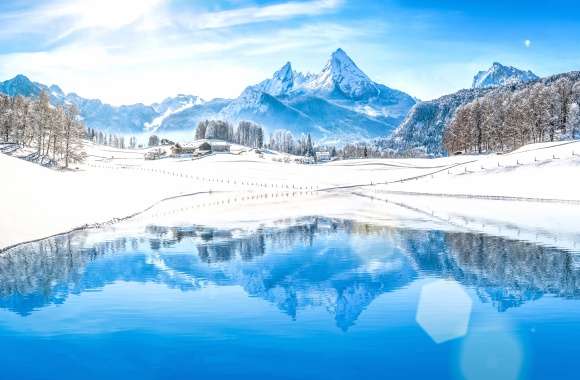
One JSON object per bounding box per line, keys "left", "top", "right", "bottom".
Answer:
{"left": 0, "top": 0, "right": 579, "bottom": 105}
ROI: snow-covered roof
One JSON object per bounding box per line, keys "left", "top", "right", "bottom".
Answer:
{"left": 209, "top": 140, "right": 230, "bottom": 147}
{"left": 176, "top": 139, "right": 230, "bottom": 149}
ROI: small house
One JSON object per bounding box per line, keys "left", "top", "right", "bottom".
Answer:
{"left": 144, "top": 149, "right": 166, "bottom": 160}
{"left": 196, "top": 141, "right": 212, "bottom": 154}
{"left": 297, "top": 156, "right": 315, "bottom": 164}
{"left": 210, "top": 141, "right": 230, "bottom": 153}
{"left": 172, "top": 143, "right": 196, "bottom": 155}
{"left": 315, "top": 151, "right": 331, "bottom": 162}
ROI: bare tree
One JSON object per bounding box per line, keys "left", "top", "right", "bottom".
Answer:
{"left": 0, "top": 92, "right": 87, "bottom": 167}
{"left": 62, "top": 104, "right": 85, "bottom": 168}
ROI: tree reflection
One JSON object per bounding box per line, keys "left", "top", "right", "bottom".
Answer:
{"left": 1, "top": 218, "right": 579, "bottom": 328}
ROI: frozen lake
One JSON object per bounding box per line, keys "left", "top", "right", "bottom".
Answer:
{"left": 1, "top": 217, "right": 580, "bottom": 379}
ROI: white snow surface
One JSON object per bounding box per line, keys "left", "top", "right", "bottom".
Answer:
{"left": 1, "top": 140, "right": 580, "bottom": 251}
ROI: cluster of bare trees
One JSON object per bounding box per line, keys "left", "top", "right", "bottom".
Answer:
{"left": 236, "top": 121, "right": 264, "bottom": 149}
{"left": 337, "top": 143, "right": 403, "bottom": 159}
{"left": 264, "top": 130, "right": 399, "bottom": 159}
{"left": 195, "top": 120, "right": 264, "bottom": 148}
{"left": 266, "top": 129, "right": 315, "bottom": 156}
{"left": 87, "top": 128, "right": 138, "bottom": 149}
{"left": 0, "top": 91, "right": 85, "bottom": 167}
{"left": 265, "top": 130, "right": 407, "bottom": 159}
{"left": 444, "top": 77, "right": 580, "bottom": 154}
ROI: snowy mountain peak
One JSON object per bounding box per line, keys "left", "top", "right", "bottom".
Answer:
{"left": 305, "top": 48, "right": 375, "bottom": 98}
{"left": 278, "top": 61, "right": 293, "bottom": 76}
{"left": 252, "top": 61, "right": 298, "bottom": 96}
{"left": 329, "top": 48, "right": 369, "bottom": 79}
{"left": 472, "top": 62, "right": 539, "bottom": 89}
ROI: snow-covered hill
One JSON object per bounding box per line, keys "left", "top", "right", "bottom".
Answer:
{"left": 383, "top": 88, "right": 492, "bottom": 156}
{"left": 472, "top": 62, "right": 538, "bottom": 89}
{"left": 387, "top": 70, "right": 580, "bottom": 156}
{"left": 146, "top": 95, "right": 204, "bottom": 133}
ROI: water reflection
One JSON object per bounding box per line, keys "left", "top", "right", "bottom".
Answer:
{"left": 1, "top": 217, "right": 579, "bottom": 329}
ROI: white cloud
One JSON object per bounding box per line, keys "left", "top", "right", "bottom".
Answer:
{"left": 0, "top": 0, "right": 167, "bottom": 40}
{"left": 0, "top": 0, "right": 343, "bottom": 38}
{"left": 178, "top": 0, "right": 344, "bottom": 30}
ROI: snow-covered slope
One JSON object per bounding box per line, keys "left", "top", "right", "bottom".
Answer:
{"left": 219, "top": 87, "right": 322, "bottom": 136}
{"left": 146, "top": 95, "right": 204, "bottom": 132}
{"left": 156, "top": 98, "right": 231, "bottom": 132}
{"left": 384, "top": 88, "right": 492, "bottom": 156}
{"left": 472, "top": 62, "right": 538, "bottom": 89}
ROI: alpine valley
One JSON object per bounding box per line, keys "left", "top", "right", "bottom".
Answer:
{"left": 0, "top": 50, "right": 541, "bottom": 152}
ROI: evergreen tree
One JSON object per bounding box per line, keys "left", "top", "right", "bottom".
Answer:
{"left": 148, "top": 135, "right": 160, "bottom": 147}
{"left": 306, "top": 134, "right": 314, "bottom": 157}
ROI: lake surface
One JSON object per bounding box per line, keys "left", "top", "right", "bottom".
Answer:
{"left": 1, "top": 217, "right": 580, "bottom": 380}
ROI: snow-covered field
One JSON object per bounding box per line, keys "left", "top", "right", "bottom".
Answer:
{"left": 1, "top": 140, "right": 580, "bottom": 251}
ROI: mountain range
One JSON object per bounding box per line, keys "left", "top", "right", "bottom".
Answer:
{"left": 0, "top": 54, "right": 540, "bottom": 152}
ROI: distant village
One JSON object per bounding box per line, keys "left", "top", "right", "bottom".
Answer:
{"left": 90, "top": 119, "right": 391, "bottom": 165}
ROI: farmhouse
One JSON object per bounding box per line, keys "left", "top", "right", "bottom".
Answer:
{"left": 144, "top": 148, "right": 166, "bottom": 160}
{"left": 210, "top": 141, "right": 230, "bottom": 152}
{"left": 315, "top": 151, "right": 331, "bottom": 162}
{"left": 171, "top": 140, "right": 230, "bottom": 156}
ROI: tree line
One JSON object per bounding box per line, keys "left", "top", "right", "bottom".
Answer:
{"left": 266, "top": 129, "right": 315, "bottom": 156}
{"left": 266, "top": 130, "right": 399, "bottom": 159}
{"left": 0, "top": 91, "right": 85, "bottom": 167}
{"left": 193, "top": 120, "right": 430, "bottom": 160}
{"left": 87, "top": 128, "right": 139, "bottom": 149}
{"left": 444, "top": 76, "right": 580, "bottom": 154}
{"left": 195, "top": 120, "right": 264, "bottom": 149}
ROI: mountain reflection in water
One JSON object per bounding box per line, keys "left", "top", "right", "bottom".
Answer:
{"left": 1, "top": 217, "right": 579, "bottom": 330}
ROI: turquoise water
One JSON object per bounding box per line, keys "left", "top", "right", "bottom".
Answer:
{"left": 1, "top": 218, "right": 580, "bottom": 379}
